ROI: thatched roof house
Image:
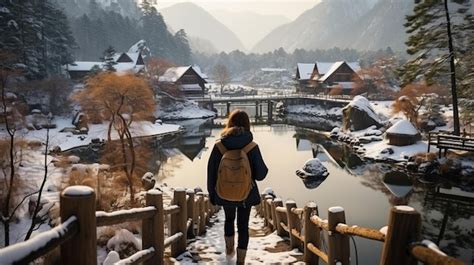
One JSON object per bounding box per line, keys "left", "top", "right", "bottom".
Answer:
{"left": 386, "top": 120, "right": 421, "bottom": 146}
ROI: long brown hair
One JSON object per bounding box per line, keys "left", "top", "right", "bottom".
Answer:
{"left": 221, "top": 109, "right": 251, "bottom": 136}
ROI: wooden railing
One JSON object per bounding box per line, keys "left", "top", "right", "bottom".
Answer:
{"left": 258, "top": 194, "right": 465, "bottom": 265}
{"left": 0, "top": 185, "right": 218, "bottom": 265}
{"left": 427, "top": 131, "right": 474, "bottom": 157}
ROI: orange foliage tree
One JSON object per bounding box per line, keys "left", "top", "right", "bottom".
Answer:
{"left": 75, "top": 72, "right": 155, "bottom": 202}
{"left": 328, "top": 85, "right": 343, "bottom": 96}
{"left": 392, "top": 81, "right": 447, "bottom": 127}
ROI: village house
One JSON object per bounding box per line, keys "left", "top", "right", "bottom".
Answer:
{"left": 66, "top": 52, "right": 146, "bottom": 79}
{"left": 158, "top": 66, "right": 208, "bottom": 98}
{"left": 295, "top": 61, "right": 361, "bottom": 94}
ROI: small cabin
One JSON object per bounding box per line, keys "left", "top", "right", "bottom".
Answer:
{"left": 386, "top": 120, "right": 421, "bottom": 146}
{"left": 159, "top": 66, "right": 207, "bottom": 97}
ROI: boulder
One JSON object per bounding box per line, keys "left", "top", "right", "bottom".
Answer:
{"left": 296, "top": 158, "right": 329, "bottom": 178}
{"left": 342, "top": 96, "right": 383, "bottom": 131}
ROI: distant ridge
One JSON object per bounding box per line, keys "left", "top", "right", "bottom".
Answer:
{"left": 253, "top": 0, "right": 413, "bottom": 53}
{"left": 160, "top": 2, "right": 245, "bottom": 53}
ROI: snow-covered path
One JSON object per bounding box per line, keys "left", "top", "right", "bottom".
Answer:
{"left": 173, "top": 209, "right": 304, "bottom": 264}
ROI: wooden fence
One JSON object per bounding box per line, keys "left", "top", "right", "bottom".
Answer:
{"left": 0, "top": 185, "right": 218, "bottom": 265}
{"left": 258, "top": 194, "right": 465, "bottom": 265}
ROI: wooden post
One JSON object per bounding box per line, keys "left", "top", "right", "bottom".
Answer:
{"left": 265, "top": 195, "right": 274, "bottom": 230}
{"left": 60, "top": 186, "right": 97, "bottom": 265}
{"left": 143, "top": 190, "right": 164, "bottom": 265}
{"left": 226, "top": 102, "right": 231, "bottom": 117}
{"left": 186, "top": 189, "right": 195, "bottom": 238}
{"left": 273, "top": 198, "right": 286, "bottom": 236}
{"left": 380, "top": 206, "right": 421, "bottom": 265}
{"left": 285, "top": 200, "right": 299, "bottom": 249}
{"left": 268, "top": 100, "right": 273, "bottom": 121}
{"left": 271, "top": 198, "right": 280, "bottom": 234}
{"left": 197, "top": 192, "right": 206, "bottom": 234}
{"left": 304, "top": 203, "right": 319, "bottom": 264}
{"left": 255, "top": 101, "right": 259, "bottom": 118}
{"left": 204, "top": 195, "right": 211, "bottom": 225}
{"left": 171, "top": 188, "right": 187, "bottom": 257}
{"left": 259, "top": 193, "right": 266, "bottom": 217}
{"left": 327, "top": 206, "right": 350, "bottom": 265}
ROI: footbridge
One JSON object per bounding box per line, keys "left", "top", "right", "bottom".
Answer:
{"left": 193, "top": 94, "right": 351, "bottom": 119}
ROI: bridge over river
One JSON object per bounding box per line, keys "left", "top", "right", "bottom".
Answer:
{"left": 192, "top": 93, "right": 352, "bottom": 119}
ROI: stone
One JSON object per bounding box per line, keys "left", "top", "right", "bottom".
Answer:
{"left": 342, "top": 96, "right": 383, "bottom": 131}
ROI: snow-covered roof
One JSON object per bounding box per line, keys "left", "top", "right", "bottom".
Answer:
{"left": 386, "top": 120, "right": 419, "bottom": 136}
{"left": 67, "top": 61, "right": 103, "bottom": 71}
{"left": 159, "top": 66, "right": 191, "bottom": 82}
{"left": 261, "top": 68, "right": 288, "bottom": 72}
{"left": 297, "top": 61, "right": 360, "bottom": 82}
{"left": 192, "top": 65, "right": 208, "bottom": 79}
{"left": 297, "top": 63, "right": 315, "bottom": 80}
{"left": 344, "top": 95, "right": 381, "bottom": 123}
{"left": 318, "top": 61, "right": 345, "bottom": 82}
{"left": 159, "top": 66, "right": 207, "bottom": 83}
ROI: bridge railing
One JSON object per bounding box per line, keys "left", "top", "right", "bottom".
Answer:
{"left": 0, "top": 186, "right": 218, "bottom": 265}
{"left": 193, "top": 93, "right": 353, "bottom": 102}
{"left": 258, "top": 193, "right": 464, "bottom": 265}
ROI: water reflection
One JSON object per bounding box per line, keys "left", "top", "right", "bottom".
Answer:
{"left": 66, "top": 120, "right": 473, "bottom": 263}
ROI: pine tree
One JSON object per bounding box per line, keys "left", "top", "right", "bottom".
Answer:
{"left": 101, "top": 46, "right": 117, "bottom": 71}
{"left": 401, "top": 0, "right": 472, "bottom": 135}
{"left": 174, "top": 29, "right": 191, "bottom": 65}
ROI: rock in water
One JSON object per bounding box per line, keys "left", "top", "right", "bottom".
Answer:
{"left": 296, "top": 158, "right": 329, "bottom": 178}
{"left": 342, "top": 96, "right": 382, "bottom": 131}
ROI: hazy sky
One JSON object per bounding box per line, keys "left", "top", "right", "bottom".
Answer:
{"left": 156, "top": 0, "right": 320, "bottom": 19}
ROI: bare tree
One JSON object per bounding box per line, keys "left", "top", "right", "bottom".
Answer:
{"left": 75, "top": 72, "right": 155, "bottom": 202}
{"left": 213, "top": 64, "right": 231, "bottom": 94}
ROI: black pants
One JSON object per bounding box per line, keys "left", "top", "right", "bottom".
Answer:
{"left": 223, "top": 206, "right": 252, "bottom": 250}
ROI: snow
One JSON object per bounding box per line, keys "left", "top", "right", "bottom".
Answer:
{"left": 164, "top": 232, "right": 183, "bottom": 246}
{"left": 386, "top": 120, "right": 419, "bottom": 136}
{"left": 344, "top": 95, "right": 381, "bottom": 124}
{"left": 63, "top": 185, "right": 94, "bottom": 196}
{"left": 328, "top": 206, "right": 344, "bottom": 213}
{"left": 95, "top": 206, "right": 156, "bottom": 218}
{"left": 0, "top": 216, "right": 77, "bottom": 264}
{"left": 176, "top": 209, "right": 304, "bottom": 263}
{"left": 155, "top": 100, "right": 215, "bottom": 120}
{"left": 379, "top": 226, "right": 388, "bottom": 235}
{"left": 421, "top": 240, "right": 447, "bottom": 256}
{"left": 128, "top": 40, "right": 146, "bottom": 53}
{"left": 296, "top": 63, "right": 315, "bottom": 80}
{"left": 180, "top": 84, "right": 202, "bottom": 91}
{"left": 103, "top": 251, "right": 120, "bottom": 265}
{"left": 298, "top": 158, "right": 329, "bottom": 178}
{"left": 363, "top": 139, "right": 433, "bottom": 161}
{"left": 107, "top": 229, "right": 141, "bottom": 253}
{"left": 159, "top": 66, "right": 192, "bottom": 82}
{"left": 116, "top": 247, "right": 155, "bottom": 264}
{"left": 318, "top": 61, "right": 344, "bottom": 82}
{"left": 14, "top": 117, "right": 181, "bottom": 151}
{"left": 307, "top": 201, "right": 317, "bottom": 208}
{"left": 394, "top": 205, "right": 415, "bottom": 212}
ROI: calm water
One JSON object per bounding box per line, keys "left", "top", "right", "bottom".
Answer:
{"left": 155, "top": 119, "right": 474, "bottom": 264}
{"left": 68, "top": 118, "right": 473, "bottom": 263}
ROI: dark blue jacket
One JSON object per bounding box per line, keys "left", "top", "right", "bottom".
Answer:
{"left": 207, "top": 130, "right": 268, "bottom": 207}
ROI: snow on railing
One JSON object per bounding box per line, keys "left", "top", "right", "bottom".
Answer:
{"left": 0, "top": 216, "right": 78, "bottom": 265}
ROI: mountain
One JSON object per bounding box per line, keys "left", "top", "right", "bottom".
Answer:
{"left": 253, "top": 0, "right": 412, "bottom": 53}
{"left": 210, "top": 10, "right": 290, "bottom": 50}
{"left": 160, "top": 2, "right": 245, "bottom": 53}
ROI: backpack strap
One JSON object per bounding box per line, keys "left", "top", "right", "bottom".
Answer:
{"left": 215, "top": 140, "right": 227, "bottom": 154}
{"left": 242, "top": 141, "right": 257, "bottom": 154}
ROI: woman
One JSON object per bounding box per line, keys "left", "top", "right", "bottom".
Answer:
{"left": 207, "top": 109, "right": 268, "bottom": 264}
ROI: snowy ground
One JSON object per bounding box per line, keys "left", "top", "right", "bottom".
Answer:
{"left": 156, "top": 100, "right": 216, "bottom": 120}
{"left": 4, "top": 117, "right": 182, "bottom": 151}
{"left": 174, "top": 209, "right": 303, "bottom": 264}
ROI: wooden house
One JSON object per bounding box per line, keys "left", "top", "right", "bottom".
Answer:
{"left": 158, "top": 66, "right": 207, "bottom": 97}
{"left": 66, "top": 52, "right": 145, "bottom": 80}
{"left": 296, "top": 61, "right": 360, "bottom": 94}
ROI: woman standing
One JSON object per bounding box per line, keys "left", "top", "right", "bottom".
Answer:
{"left": 207, "top": 109, "right": 268, "bottom": 264}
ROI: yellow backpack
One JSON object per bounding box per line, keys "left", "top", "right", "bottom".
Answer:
{"left": 215, "top": 140, "right": 257, "bottom": 202}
